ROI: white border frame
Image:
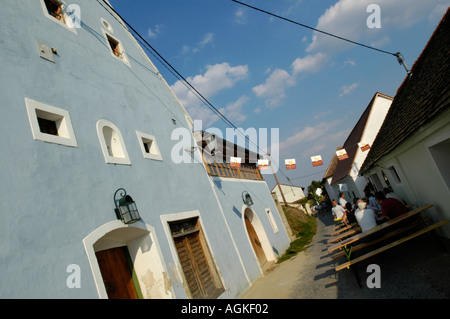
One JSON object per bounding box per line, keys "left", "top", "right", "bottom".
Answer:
{"left": 265, "top": 208, "right": 279, "bottom": 233}
{"left": 83, "top": 220, "right": 174, "bottom": 299}
{"left": 425, "top": 131, "right": 450, "bottom": 193}
{"left": 96, "top": 119, "right": 131, "bottom": 165}
{"left": 242, "top": 205, "right": 276, "bottom": 269}
{"left": 25, "top": 97, "right": 78, "bottom": 147}
{"left": 39, "top": 0, "right": 77, "bottom": 34}
{"left": 101, "top": 28, "right": 131, "bottom": 67}
{"left": 136, "top": 131, "right": 163, "bottom": 161}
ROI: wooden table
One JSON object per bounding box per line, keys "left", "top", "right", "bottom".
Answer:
{"left": 328, "top": 204, "right": 433, "bottom": 254}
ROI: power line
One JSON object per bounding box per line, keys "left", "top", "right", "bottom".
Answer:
{"left": 98, "top": 0, "right": 297, "bottom": 182}
{"left": 230, "top": 0, "right": 397, "bottom": 57}
{"left": 99, "top": 0, "right": 239, "bottom": 131}
{"left": 98, "top": 1, "right": 333, "bottom": 186}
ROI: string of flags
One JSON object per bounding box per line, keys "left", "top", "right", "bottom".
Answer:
{"left": 228, "top": 141, "right": 371, "bottom": 171}
{"left": 265, "top": 141, "right": 371, "bottom": 170}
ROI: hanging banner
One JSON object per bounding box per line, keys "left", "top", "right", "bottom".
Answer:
{"left": 311, "top": 155, "right": 323, "bottom": 167}
{"left": 358, "top": 141, "right": 371, "bottom": 152}
{"left": 257, "top": 159, "right": 269, "bottom": 170}
{"left": 230, "top": 157, "right": 241, "bottom": 168}
{"left": 336, "top": 149, "right": 349, "bottom": 160}
{"left": 285, "top": 159, "right": 296, "bottom": 170}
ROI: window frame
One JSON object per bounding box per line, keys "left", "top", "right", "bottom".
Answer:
{"left": 25, "top": 98, "right": 78, "bottom": 147}
{"left": 101, "top": 29, "right": 131, "bottom": 67}
{"left": 39, "top": 0, "right": 77, "bottom": 34}
{"left": 96, "top": 119, "right": 131, "bottom": 165}
{"left": 136, "top": 131, "right": 163, "bottom": 161}
{"left": 265, "top": 208, "right": 279, "bottom": 233}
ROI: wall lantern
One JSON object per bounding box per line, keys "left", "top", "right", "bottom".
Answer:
{"left": 242, "top": 191, "right": 254, "bottom": 206}
{"left": 114, "top": 188, "right": 141, "bottom": 224}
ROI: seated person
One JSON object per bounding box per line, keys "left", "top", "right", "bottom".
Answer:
{"left": 365, "top": 190, "right": 381, "bottom": 213}
{"left": 383, "top": 187, "right": 406, "bottom": 204}
{"left": 354, "top": 200, "right": 378, "bottom": 232}
{"left": 344, "top": 202, "right": 357, "bottom": 225}
{"left": 375, "top": 191, "right": 408, "bottom": 219}
{"left": 331, "top": 199, "right": 345, "bottom": 220}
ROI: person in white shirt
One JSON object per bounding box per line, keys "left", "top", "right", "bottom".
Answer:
{"left": 338, "top": 192, "right": 347, "bottom": 208}
{"left": 331, "top": 199, "right": 345, "bottom": 220}
{"left": 354, "top": 200, "right": 378, "bottom": 232}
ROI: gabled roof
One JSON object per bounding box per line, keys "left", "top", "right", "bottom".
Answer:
{"left": 323, "top": 146, "right": 341, "bottom": 180}
{"left": 360, "top": 8, "right": 450, "bottom": 174}
{"left": 329, "top": 92, "right": 393, "bottom": 185}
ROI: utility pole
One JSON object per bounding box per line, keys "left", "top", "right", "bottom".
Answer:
{"left": 268, "top": 154, "right": 288, "bottom": 206}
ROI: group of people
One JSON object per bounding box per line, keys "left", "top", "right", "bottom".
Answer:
{"left": 331, "top": 188, "right": 409, "bottom": 232}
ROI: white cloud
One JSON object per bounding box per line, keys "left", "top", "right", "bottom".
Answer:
{"left": 219, "top": 96, "right": 249, "bottom": 124}
{"left": 277, "top": 119, "right": 343, "bottom": 151}
{"left": 147, "top": 25, "right": 162, "bottom": 39}
{"left": 181, "top": 32, "right": 215, "bottom": 55}
{"left": 252, "top": 69, "right": 296, "bottom": 109}
{"left": 306, "top": 0, "right": 447, "bottom": 53}
{"left": 313, "top": 110, "right": 332, "bottom": 120}
{"left": 234, "top": 8, "right": 247, "bottom": 25}
{"left": 199, "top": 33, "right": 214, "bottom": 47}
{"left": 339, "top": 82, "right": 359, "bottom": 97}
{"left": 252, "top": 53, "right": 327, "bottom": 109}
{"left": 171, "top": 63, "right": 249, "bottom": 126}
{"left": 300, "top": 128, "right": 350, "bottom": 157}
{"left": 291, "top": 52, "right": 328, "bottom": 75}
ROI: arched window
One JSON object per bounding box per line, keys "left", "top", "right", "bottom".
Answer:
{"left": 96, "top": 119, "right": 131, "bottom": 165}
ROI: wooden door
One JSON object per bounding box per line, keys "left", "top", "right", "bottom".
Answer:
{"left": 96, "top": 246, "right": 139, "bottom": 299}
{"left": 174, "top": 231, "right": 221, "bottom": 299}
{"left": 245, "top": 215, "right": 267, "bottom": 267}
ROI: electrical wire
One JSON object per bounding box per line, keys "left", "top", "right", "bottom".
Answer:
{"left": 100, "top": 0, "right": 240, "bottom": 132}
{"left": 99, "top": 0, "right": 301, "bottom": 187}
{"left": 101, "top": 0, "right": 358, "bottom": 189}
{"left": 230, "top": 0, "right": 397, "bottom": 56}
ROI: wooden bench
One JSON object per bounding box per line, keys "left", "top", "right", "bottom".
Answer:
{"left": 331, "top": 222, "right": 418, "bottom": 260}
{"left": 331, "top": 224, "right": 358, "bottom": 236}
{"left": 328, "top": 204, "right": 433, "bottom": 254}
{"left": 335, "top": 220, "right": 449, "bottom": 271}
{"left": 328, "top": 228, "right": 360, "bottom": 243}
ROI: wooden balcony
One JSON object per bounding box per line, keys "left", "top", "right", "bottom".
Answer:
{"left": 204, "top": 161, "right": 264, "bottom": 181}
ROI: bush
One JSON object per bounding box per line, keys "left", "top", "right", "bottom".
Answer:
{"left": 278, "top": 206, "right": 317, "bottom": 263}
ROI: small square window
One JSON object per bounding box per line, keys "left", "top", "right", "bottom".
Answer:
{"left": 44, "top": 0, "right": 66, "bottom": 23}
{"left": 25, "top": 98, "right": 77, "bottom": 147}
{"left": 107, "top": 35, "right": 122, "bottom": 58}
{"left": 102, "top": 30, "right": 130, "bottom": 66}
{"left": 39, "top": 0, "right": 77, "bottom": 33}
{"left": 136, "top": 131, "right": 162, "bottom": 161}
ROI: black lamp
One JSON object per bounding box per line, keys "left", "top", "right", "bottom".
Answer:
{"left": 114, "top": 188, "right": 141, "bottom": 224}
{"left": 242, "top": 191, "right": 254, "bottom": 206}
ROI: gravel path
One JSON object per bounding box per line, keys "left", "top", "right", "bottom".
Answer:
{"left": 242, "top": 211, "right": 450, "bottom": 299}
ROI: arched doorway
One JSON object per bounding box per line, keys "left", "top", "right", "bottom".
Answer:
{"left": 244, "top": 208, "right": 274, "bottom": 269}
{"left": 245, "top": 214, "right": 267, "bottom": 267}
{"left": 83, "top": 221, "right": 173, "bottom": 299}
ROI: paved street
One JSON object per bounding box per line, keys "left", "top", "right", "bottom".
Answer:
{"left": 242, "top": 211, "right": 450, "bottom": 299}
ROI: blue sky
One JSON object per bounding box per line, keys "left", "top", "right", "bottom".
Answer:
{"left": 108, "top": 0, "right": 448, "bottom": 191}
